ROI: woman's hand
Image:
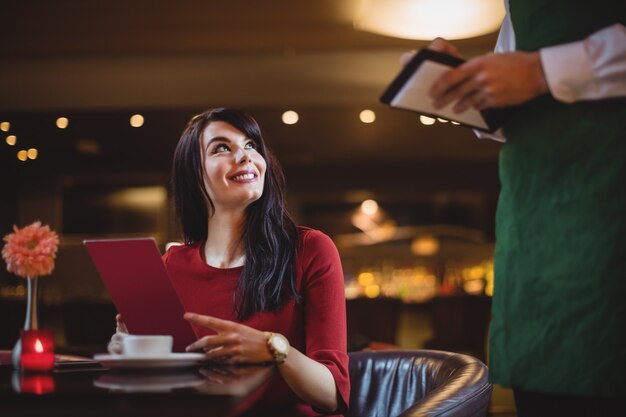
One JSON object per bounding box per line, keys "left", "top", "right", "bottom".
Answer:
{"left": 115, "top": 314, "right": 128, "bottom": 333}
{"left": 184, "top": 312, "right": 273, "bottom": 364}
{"left": 107, "top": 314, "right": 129, "bottom": 354}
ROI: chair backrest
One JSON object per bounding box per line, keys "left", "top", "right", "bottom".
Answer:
{"left": 347, "top": 349, "right": 492, "bottom": 417}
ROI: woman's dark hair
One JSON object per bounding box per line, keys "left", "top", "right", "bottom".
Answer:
{"left": 171, "top": 107, "right": 300, "bottom": 320}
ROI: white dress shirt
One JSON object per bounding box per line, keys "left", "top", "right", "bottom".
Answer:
{"left": 476, "top": 0, "right": 626, "bottom": 142}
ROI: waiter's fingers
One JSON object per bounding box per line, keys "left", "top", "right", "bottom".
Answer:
{"left": 453, "top": 90, "right": 487, "bottom": 113}
{"left": 400, "top": 50, "right": 416, "bottom": 66}
{"left": 427, "top": 37, "right": 462, "bottom": 58}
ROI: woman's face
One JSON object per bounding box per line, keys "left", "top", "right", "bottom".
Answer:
{"left": 200, "top": 121, "right": 266, "bottom": 212}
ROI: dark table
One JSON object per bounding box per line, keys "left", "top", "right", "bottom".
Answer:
{"left": 0, "top": 351, "right": 274, "bottom": 417}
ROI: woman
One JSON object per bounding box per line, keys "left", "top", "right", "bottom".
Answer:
{"left": 113, "top": 108, "right": 349, "bottom": 416}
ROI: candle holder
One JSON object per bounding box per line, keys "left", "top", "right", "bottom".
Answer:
{"left": 19, "top": 329, "right": 55, "bottom": 372}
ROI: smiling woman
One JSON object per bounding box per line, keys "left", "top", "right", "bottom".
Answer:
{"left": 199, "top": 120, "right": 267, "bottom": 215}
{"left": 113, "top": 108, "right": 350, "bottom": 416}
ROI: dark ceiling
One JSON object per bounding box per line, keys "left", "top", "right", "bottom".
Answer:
{"left": 0, "top": 0, "right": 503, "bottom": 213}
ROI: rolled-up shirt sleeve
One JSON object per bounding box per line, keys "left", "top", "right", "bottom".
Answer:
{"left": 540, "top": 23, "right": 626, "bottom": 103}
{"left": 299, "top": 229, "right": 350, "bottom": 414}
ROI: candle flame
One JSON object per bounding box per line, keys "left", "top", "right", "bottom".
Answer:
{"left": 34, "top": 339, "right": 44, "bottom": 353}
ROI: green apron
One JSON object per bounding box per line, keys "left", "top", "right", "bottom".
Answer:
{"left": 489, "top": 0, "right": 626, "bottom": 398}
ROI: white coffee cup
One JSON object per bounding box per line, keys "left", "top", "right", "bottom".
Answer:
{"left": 122, "top": 335, "right": 173, "bottom": 357}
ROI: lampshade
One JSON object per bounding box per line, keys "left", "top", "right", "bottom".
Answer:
{"left": 354, "top": 0, "right": 505, "bottom": 40}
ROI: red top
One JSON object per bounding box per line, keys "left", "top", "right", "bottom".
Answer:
{"left": 163, "top": 227, "right": 350, "bottom": 416}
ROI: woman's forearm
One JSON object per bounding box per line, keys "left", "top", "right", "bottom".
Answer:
{"left": 277, "top": 347, "right": 339, "bottom": 413}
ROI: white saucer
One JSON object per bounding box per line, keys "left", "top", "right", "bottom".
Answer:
{"left": 93, "top": 353, "right": 206, "bottom": 369}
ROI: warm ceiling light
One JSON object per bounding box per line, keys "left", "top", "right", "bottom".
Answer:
{"left": 359, "top": 109, "right": 376, "bottom": 123}
{"left": 419, "top": 115, "right": 436, "bottom": 125}
{"left": 451, "top": 121, "right": 460, "bottom": 125}
{"left": 281, "top": 110, "right": 299, "bottom": 125}
{"left": 56, "top": 117, "right": 69, "bottom": 129}
{"left": 361, "top": 199, "right": 379, "bottom": 216}
{"left": 6, "top": 135, "right": 16, "bottom": 146}
{"left": 354, "top": 0, "right": 505, "bottom": 40}
{"left": 27, "top": 148, "right": 38, "bottom": 160}
{"left": 0, "top": 122, "right": 9, "bottom": 132}
{"left": 437, "top": 118, "right": 448, "bottom": 123}
{"left": 17, "top": 150, "right": 28, "bottom": 161}
{"left": 130, "top": 114, "right": 144, "bottom": 127}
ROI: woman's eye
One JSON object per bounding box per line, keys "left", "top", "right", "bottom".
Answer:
{"left": 244, "top": 141, "right": 257, "bottom": 150}
{"left": 213, "top": 143, "right": 230, "bottom": 153}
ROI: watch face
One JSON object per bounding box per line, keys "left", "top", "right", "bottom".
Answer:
{"left": 272, "top": 335, "right": 289, "bottom": 354}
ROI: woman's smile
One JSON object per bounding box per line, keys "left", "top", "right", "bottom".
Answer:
{"left": 229, "top": 170, "right": 258, "bottom": 183}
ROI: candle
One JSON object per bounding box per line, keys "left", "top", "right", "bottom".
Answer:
{"left": 20, "top": 329, "right": 55, "bottom": 372}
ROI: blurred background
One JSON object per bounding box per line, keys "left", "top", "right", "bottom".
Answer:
{"left": 0, "top": 1, "right": 513, "bottom": 414}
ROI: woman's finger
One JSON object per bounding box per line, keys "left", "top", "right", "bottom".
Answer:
{"left": 186, "top": 332, "right": 239, "bottom": 352}
{"left": 115, "top": 314, "right": 128, "bottom": 334}
{"left": 185, "top": 334, "right": 214, "bottom": 352}
{"left": 205, "top": 344, "right": 241, "bottom": 363}
{"left": 107, "top": 332, "right": 125, "bottom": 354}
{"left": 184, "top": 312, "right": 232, "bottom": 331}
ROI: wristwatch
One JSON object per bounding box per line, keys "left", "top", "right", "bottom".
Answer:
{"left": 264, "top": 332, "right": 290, "bottom": 364}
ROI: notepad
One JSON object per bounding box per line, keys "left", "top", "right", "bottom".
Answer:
{"left": 380, "top": 48, "right": 507, "bottom": 132}
{"left": 84, "top": 238, "right": 197, "bottom": 352}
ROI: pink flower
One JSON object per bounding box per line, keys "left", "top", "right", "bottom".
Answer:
{"left": 2, "top": 221, "right": 59, "bottom": 279}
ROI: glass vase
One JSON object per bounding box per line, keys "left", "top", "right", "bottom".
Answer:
{"left": 12, "top": 276, "right": 40, "bottom": 369}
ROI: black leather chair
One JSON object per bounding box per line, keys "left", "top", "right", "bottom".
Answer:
{"left": 347, "top": 349, "right": 492, "bottom": 417}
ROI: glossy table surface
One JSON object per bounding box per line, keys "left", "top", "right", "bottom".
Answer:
{"left": 0, "top": 351, "right": 274, "bottom": 417}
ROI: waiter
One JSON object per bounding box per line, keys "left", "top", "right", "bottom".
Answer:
{"left": 418, "top": 1, "right": 626, "bottom": 415}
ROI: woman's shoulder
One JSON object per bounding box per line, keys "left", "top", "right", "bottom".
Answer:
{"left": 296, "top": 226, "right": 338, "bottom": 256}
{"left": 295, "top": 227, "right": 343, "bottom": 286}
{"left": 297, "top": 226, "right": 331, "bottom": 244}
{"left": 162, "top": 241, "right": 201, "bottom": 264}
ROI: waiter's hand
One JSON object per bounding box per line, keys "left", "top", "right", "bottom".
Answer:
{"left": 400, "top": 37, "right": 463, "bottom": 66}
{"left": 184, "top": 312, "right": 273, "bottom": 364}
{"left": 425, "top": 37, "right": 548, "bottom": 112}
